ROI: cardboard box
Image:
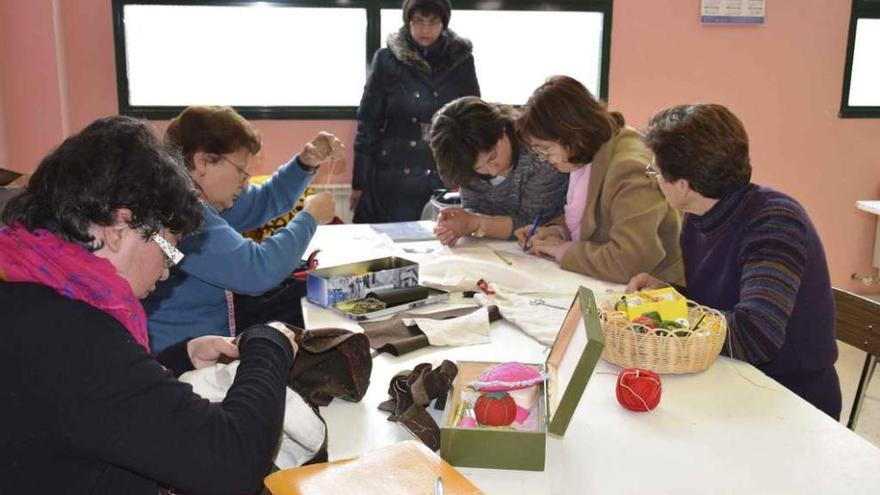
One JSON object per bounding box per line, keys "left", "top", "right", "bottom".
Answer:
{"left": 616, "top": 287, "right": 688, "bottom": 324}
{"left": 306, "top": 256, "right": 419, "bottom": 308}
{"left": 439, "top": 287, "right": 605, "bottom": 471}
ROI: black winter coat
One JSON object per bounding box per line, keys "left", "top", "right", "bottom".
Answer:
{"left": 353, "top": 28, "right": 480, "bottom": 223}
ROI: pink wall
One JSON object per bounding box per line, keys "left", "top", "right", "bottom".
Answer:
{"left": 609, "top": 0, "right": 880, "bottom": 294}
{"left": 0, "top": 0, "right": 66, "bottom": 172}
{"left": 1, "top": 0, "right": 878, "bottom": 292}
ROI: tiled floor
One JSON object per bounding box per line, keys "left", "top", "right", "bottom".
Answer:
{"left": 835, "top": 340, "right": 879, "bottom": 447}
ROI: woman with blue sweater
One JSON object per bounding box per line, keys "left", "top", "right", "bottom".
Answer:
{"left": 627, "top": 104, "right": 841, "bottom": 419}
{"left": 144, "top": 106, "right": 343, "bottom": 352}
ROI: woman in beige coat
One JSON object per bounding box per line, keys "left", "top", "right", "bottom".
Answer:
{"left": 515, "top": 76, "right": 683, "bottom": 285}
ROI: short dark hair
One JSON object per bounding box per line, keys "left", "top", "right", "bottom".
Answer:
{"left": 2, "top": 116, "right": 203, "bottom": 248}
{"left": 430, "top": 96, "right": 517, "bottom": 187}
{"left": 165, "top": 106, "right": 261, "bottom": 170}
{"left": 518, "top": 75, "right": 624, "bottom": 165}
{"left": 403, "top": 0, "right": 451, "bottom": 28}
{"left": 644, "top": 104, "right": 751, "bottom": 199}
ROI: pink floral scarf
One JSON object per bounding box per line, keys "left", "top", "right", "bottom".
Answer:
{"left": 0, "top": 225, "right": 150, "bottom": 351}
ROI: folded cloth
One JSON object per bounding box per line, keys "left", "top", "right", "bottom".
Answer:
{"left": 377, "top": 360, "right": 458, "bottom": 450}
{"left": 360, "top": 306, "right": 502, "bottom": 356}
{"left": 179, "top": 361, "right": 326, "bottom": 469}
{"left": 404, "top": 305, "right": 491, "bottom": 347}
{"left": 288, "top": 326, "right": 373, "bottom": 407}
{"left": 418, "top": 254, "right": 552, "bottom": 292}
{"left": 475, "top": 285, "right": 572, "bottom": 345}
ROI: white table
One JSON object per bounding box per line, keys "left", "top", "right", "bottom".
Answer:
{"left": 857, "top": 201, "right": 880, "bottom": 269}
{"left": 302, "top": 224, "right": 880, "bottom": 494}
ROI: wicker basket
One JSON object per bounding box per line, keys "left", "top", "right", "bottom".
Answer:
{"left": 599, "top": 297, "right": 727, "bottom": 374}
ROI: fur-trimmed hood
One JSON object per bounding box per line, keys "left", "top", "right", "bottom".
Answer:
{"left": 387, "top": 27, "right": 474, "bottom": 76}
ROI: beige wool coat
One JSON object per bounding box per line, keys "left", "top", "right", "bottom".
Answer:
{"left": 554, "top": 127, "right": 684, "bottom": 285}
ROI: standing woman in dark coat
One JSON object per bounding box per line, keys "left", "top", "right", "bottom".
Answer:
{"left": 351, "top": 0, "right": 480, "bottom": 223}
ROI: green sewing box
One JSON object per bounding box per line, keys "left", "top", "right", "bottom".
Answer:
{"left": 439, "top": 286, "right": 605, "bottom": 471}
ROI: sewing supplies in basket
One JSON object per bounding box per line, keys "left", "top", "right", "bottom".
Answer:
{"left": 616, "top": 367, "right": 662, "bottom": 412}
{"left": 601, "top": 289, "right": 727, "bottom": 374}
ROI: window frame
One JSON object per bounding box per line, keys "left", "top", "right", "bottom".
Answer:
{"left": 112, "top": 0, "right": 613, "bottom": 120}
{"left": 840, "top": 0, "right": 880, "bottom": 118}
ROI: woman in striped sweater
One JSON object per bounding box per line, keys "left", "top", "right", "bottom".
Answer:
{"left": 627, "top": 104, "right": 841, "bottom": 419}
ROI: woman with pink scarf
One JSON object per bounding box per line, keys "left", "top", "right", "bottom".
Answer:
{"left": 0, "top": 116, "right": 299, "bottom": 495}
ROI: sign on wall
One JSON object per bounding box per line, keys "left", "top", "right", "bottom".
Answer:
{"left": 701, "top": 0, "right": 765, "bottom": 24}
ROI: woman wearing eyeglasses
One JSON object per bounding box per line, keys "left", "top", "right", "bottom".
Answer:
{"left": 428, "top": 96, "right": 568, "bottom": 245}
{"left": 351, "top": 0, "right": 481, "bottom": 223}
{"left": 515, "top": 75, "right": 684, "bottom": 285}
{"left": 627, "top": 104, "right": 841, "bottom": 419}
{"left": 0, "top": 116, "right": 300, "bottom": 494}
{"left": 143, "top": 105, "right": 343, "bottom": 352}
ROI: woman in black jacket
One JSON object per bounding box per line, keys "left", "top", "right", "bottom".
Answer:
{"left": 0, "top": 116, "right": 298, "bottom": 495}
{"left": 352, "top": 0, "right": 480, "bottom": 223}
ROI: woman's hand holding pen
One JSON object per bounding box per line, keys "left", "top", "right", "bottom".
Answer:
{"left": 514, "top": 225, "right": 566, "bottom": 248}
{"left": 526, "top": 236, "right": 571, "bottom": 262}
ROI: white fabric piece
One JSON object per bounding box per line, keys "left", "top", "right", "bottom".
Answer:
{"left": 418, "top": 251, "right": 553, "bottom": 293}
{"left": 179, "top": 361, "right": 325, "bottom": 469}
{"left": 403, "top": 305, "right": 492, "bottom": 347}
{"left": 474, "top": 284, "right": 574, "bottom": 345}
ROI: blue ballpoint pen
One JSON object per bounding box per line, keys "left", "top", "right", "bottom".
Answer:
{"left": 523, "top": 213, "right": 542, "bottom": 252}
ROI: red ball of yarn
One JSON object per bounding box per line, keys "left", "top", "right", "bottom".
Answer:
{"left": 616, "top": 367, "right": 662, "bottom": 412}
{"left": 475, "top": 392, "right": 517, "bottom": 426}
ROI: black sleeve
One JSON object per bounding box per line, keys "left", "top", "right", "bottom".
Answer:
{"left": 352, "top": 50, "right": 388, "bottom": 190}
{"left": 29, "top": 300, "right": 293, "bottom": 495}
{"left": 155, "top": 337, "right": 194, "bottom": 377}
{"left": 460, "top": 54, "right": 481, "bottom": 98}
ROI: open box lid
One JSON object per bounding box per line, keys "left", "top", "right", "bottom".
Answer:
{"left": 544, "top": 286, "right": 605, "bottom": 438}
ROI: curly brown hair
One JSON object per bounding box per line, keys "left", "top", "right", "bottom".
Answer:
{"left": 3, "top": 116, "right": 203, "bottom": 248}
{"left": 645, "top": 104, "right": 751, "bottom": 199}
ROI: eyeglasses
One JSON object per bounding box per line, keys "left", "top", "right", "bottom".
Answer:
{"left": 645, "top": 162, "right": 662, "bottom": 179}
{"left": 151, "top": 234, "right": 184, "bottom": 268}
{"left": 531, "top": 146, "right": 551, "bottom": 162}
{"left": 218, "top": 155, "right": 251, "bottom": 181}
{"left": 410, "top": 18, "right": 443, "bottom": 29}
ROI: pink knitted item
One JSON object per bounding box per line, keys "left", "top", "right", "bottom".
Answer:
{"left": 470, "top": 362, "right": 546, "bottom": 392}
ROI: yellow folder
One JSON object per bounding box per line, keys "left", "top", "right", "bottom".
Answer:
{"left": 265, "top": 441, "right": 484, "bottom": 495}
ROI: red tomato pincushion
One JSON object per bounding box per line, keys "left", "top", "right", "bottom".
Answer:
{"left": 475, "top": 392, "right": 517, "bottom": 426}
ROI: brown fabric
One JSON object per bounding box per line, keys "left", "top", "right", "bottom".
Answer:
{"left": 377, "top": 360, "right": 458, "bottom": 451}
{"left": 360, "top": 305, "right": 501, "bottom": 356}
{"left": 284, "top": 326, "right": 373, "bottom": 408}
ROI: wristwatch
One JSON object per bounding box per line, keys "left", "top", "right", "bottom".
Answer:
{"left": 471, "top": 216, "right": 487, "bottom": 238}
{"left": 298, "top": 160, "right": 320, "bottom": 173}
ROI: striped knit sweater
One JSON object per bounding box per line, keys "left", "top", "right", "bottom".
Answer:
{"left": 460, "top": 148, "right": 568, "bottom": 236}
{"left": 680, "top": 183, "right": 841, "bottom": 418}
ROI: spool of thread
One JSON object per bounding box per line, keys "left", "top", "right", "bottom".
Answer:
{"left": 616, "top": 367, "right": 662, "bottom": 412}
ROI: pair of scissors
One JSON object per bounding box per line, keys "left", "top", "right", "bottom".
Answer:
{"left": 292, "top": 249, "right": 320, "bottom": 281}
{"left": 530, "top": 298, "right": 567, "bottom": 310}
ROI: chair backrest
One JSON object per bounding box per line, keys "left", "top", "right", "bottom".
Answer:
{"left": 833, "top": 287, "right": 880, "bottom": 357}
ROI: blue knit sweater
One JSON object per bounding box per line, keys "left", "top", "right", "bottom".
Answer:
{"left": 680, "top": 183, "right": 841, "bottom": 419}
{"left": 143, "top": 156, "right": 317, "bottom": 352}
